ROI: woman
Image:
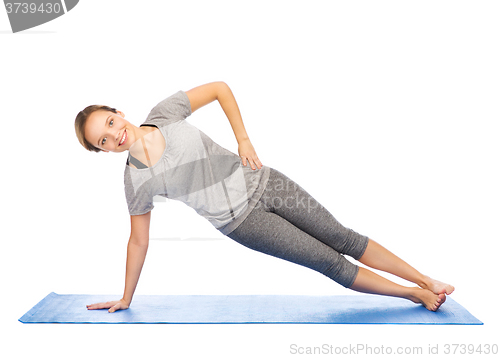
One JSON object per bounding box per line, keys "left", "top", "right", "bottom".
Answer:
{"left": 75, "top": 81, "right": 454, "bottom": 313}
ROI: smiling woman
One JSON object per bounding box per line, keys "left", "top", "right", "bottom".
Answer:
{"left": 74, "top": 105, "right": 118, "bottom": 152}
{"left": 74, "top": 81, "right": 454, "bottom": 314}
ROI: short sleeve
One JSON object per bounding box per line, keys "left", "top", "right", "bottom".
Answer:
{"left": 124, "top": 168, "right": 155, "bottom": 215}
{"left": 144, "top": 90, "right": 192, "bottom": 126}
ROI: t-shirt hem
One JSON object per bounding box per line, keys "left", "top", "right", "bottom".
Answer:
{"left": 129, "top": 207, "right": 153, "bottom": 216}
{"left": 217, "top": 165, "right": 271, "bottom": 236}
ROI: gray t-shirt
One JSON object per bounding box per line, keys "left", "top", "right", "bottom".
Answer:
{"left": 124, "top": 90, "right": 270, "bottom": 235}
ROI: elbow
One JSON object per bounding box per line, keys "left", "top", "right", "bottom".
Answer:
{"left": 215, "top": 81, "right": 228, "bottom": 88}
{"left": 215, "top": 81, "right": 232, "bottom": 100}
{"left": 214, "top": 80, "right": 229, "bottom": 91}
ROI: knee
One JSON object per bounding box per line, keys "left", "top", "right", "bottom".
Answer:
{"left": 322, "top": 255, "right": 360, "bottom": 288}
{"left": 334, "top": 227, "right": 370, "bottom": 260}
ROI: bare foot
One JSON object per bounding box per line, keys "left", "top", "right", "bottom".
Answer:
{"left": 408, "top": 287, "right": 446, "bottom": 312}
{"left": 420, "top": 276, "right": 455, "bottom": 295}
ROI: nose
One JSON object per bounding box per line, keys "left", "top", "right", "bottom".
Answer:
{"left": 104, "top": 127, "right": 121, "bottom": 146}
{"left": 110, "top": 127, "right": 121, "bottom": 144}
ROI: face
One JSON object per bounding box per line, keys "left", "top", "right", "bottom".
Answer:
{"left": 84, "top": 109, "right": 136, "bottom": 153}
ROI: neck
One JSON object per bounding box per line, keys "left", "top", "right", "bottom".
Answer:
{"left": 128, "top": 125, "right": 157, "bottom": 156}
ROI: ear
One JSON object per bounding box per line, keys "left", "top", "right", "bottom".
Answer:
{"left": 117, "top": 110, "right": 125, "bottom": 118}
{"left": 101, "top": 149, "right": 109, "bottom": 153}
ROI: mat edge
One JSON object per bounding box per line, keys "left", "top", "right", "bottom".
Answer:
{"left": 19, "top": 292, "right": 58, "bottom": 323}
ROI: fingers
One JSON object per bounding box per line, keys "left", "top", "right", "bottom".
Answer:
{"left": 241, "top": 155, "right": 262, "bottom": 170}
{"left": 87, "top": 300, "right": 128, "bottom": 313}
{"left": 109, "top": 302, "right": 121, "bottom": 313}
{"left": 86, "top": 302, "right": 107, "bottom": 310}
{"left": 86, "top": 301, "right": 116, "bottom": 310}
{"left": 238, "top": 140, "right": 263, "bottom": 170}
{"left": 254, "top": 157, "right": 263, "bottom": 169}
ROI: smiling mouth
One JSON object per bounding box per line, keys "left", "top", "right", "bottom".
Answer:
{"left": 119, "top": 130, "right": 127, "bottom": 146}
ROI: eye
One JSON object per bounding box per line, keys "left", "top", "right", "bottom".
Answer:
{"left": 101, "top": 119, "right": 114, "bottom": 145}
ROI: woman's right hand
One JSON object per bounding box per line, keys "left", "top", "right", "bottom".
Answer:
{"left": 86, "top": 298, "right": 130, "bottom": 313}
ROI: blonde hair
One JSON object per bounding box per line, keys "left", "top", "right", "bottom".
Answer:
{"left": 74, "top": 105, "right": 118, "bottom": 152}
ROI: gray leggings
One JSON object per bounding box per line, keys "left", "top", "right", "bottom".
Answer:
{"left": 227, "top": 167, "right": 370, "bottom": 288}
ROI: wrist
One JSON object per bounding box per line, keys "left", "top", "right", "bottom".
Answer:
{"left": 237, "top": 136, "right": 250, "bottom": 144}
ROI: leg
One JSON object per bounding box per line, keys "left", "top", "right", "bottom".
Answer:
{"left": 358, "top": 240, "right": 455, "bottom": 295}
{"left": 350, "top": 267, "right": 446, "bottom": 312}
{"left": 259, "top": 168, "right": 370, "bottom": 260}
{"left": 228, "top": 201, "right": 445, "bottom": 311}
{"left": 262, "top": 168, "right": 454, "bottom": 296}
{"left": 227, "top": 202, "right": 362, "bottom": 289}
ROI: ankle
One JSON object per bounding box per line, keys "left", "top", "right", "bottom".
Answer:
{"left": 415, "top": 274, "right": 430, "bottom": 289}
{"left": 406, "top": 287, "right": 423, "bottom": 303}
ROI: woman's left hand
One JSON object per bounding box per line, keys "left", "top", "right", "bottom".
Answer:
{"left": 238, "top": 138, "right": 262, "bottom": 170}
{"left": 86, "top": 298, "right": 130, "bottom": 313}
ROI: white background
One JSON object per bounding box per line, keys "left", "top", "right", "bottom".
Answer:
{"left": 1, "top": 1, "right": 499, "bottom": 357}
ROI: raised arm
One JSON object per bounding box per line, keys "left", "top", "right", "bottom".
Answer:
{"left": 185, "top": 82, "right": 263, "bottom": 170}
{"left": 87, "top": 211, "right": 151, "bottom": 313}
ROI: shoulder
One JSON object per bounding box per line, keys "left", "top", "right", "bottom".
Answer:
{"left": 146, "top": 91, "right": 192, "bottom": 123}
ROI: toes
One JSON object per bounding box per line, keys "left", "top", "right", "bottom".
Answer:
{"left": 429, "top": 294, "right": 446, "bottom": 312}
{"left": 436, "top": 294, "right": 445, "bottom": 306}
{"left": 435, "top": 295, "right": 446, "bottom": 309}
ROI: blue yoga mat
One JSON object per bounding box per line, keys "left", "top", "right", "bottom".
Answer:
{"left": 19, "top": 292, "right": 482, "bottom": 325}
